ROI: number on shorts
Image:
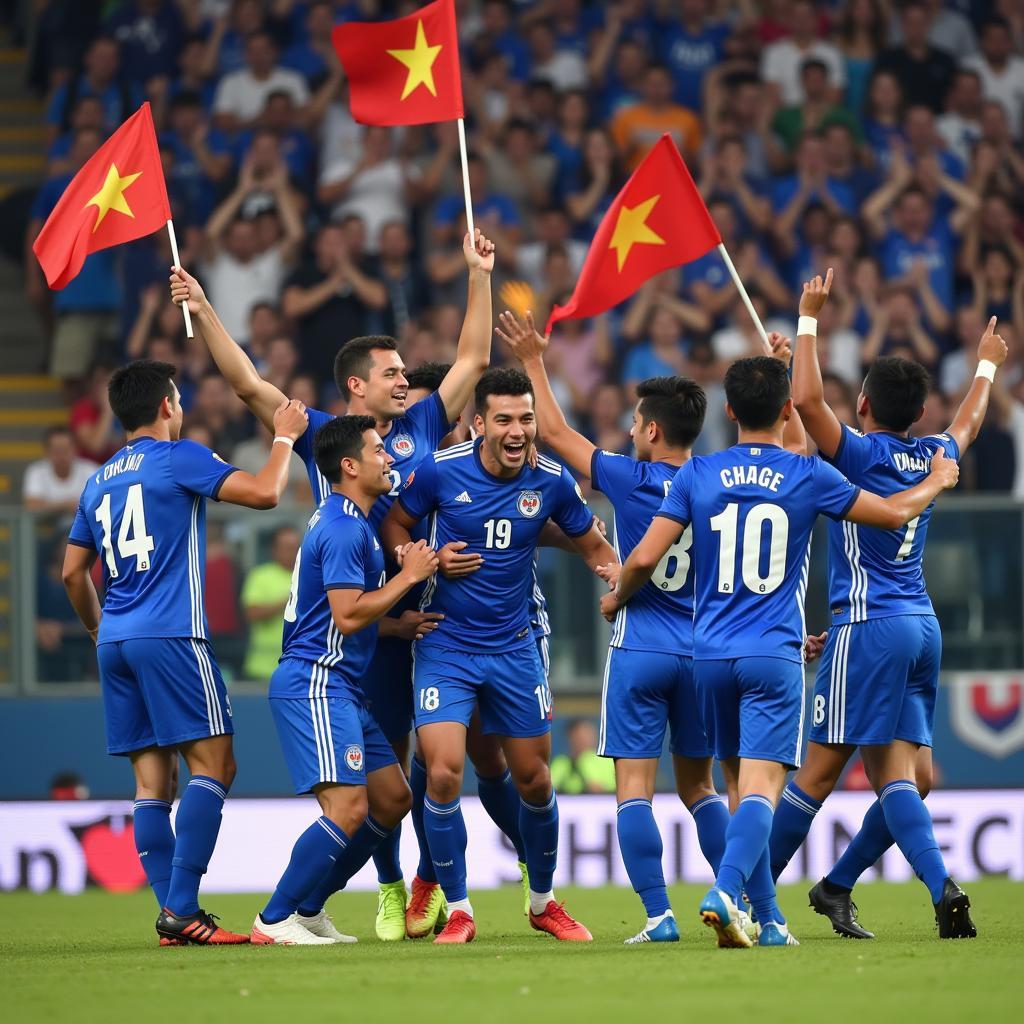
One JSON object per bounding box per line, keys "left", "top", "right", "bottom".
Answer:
{"left": 813, "top": 693, "right": 826, "bottom": 726}
{"left": 419, "top": 686, "right": 440, "bottom": 711}
{"left": 533, "top": 682, "right": 553, "bottom": 719}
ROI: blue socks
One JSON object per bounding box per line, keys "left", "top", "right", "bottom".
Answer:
{"left": 477, "top": 769, "right": 528, "bottom": 862}
{"left": 879, "top": 780, "right": 948, "bottom": 903}
{"left": 616, "top": 798, "right": 669, "bottom": 917}
{"left": 424, "top": 796, "right": 468, "bottom": 902}
{"left": 745, "top": 848, "right": 784, "bottom": 925}
{"left": 828, "top": 798, "right": 893, "bottom": 890}
{"left": 298, "top": 816, "right": 393, "bottom": 916}
{"left": 519, "top": 792, "right": 559, "bottom": 894}
{"left": 166, "top": 775, "right": 227, "bottom": 916}
{"left": 133, "top": 799, "right": 174, "bottom": 908}
{"left": 769, "top": 782, "right": 822, "bottom": 881}
{"left": 715, "top": 795, "right": 775, "bottom": 902}
{"left": 371, "top": 821, "right": 403, "bottom": 885}
{"left": 262, "top": 816, "right": 348, "bottom": 924}
{"left": 409, "top": 756, "right": 436, "bottom": 882}
{"left": 689, "top": 795, "right": 730, "bottom": 874}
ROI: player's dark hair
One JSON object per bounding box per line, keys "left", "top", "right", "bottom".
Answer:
{"left": 474, "top": 367, "right": 534, "bottom": 413}
{"left": 333, "top": 335, "right": 399, "bottom": 399}
{"left": 724, "top": 357, "right": 791, "bottom": 430}
{"left": 314, "top": 415, "right": 378, "bottom": 484}
{"left": 406, "top": 362, "right": 452, "bottom": 394}
{"left": 108, "top": 360, "right": 177, "bottom": 431}
{"left": 862, "top": 356, "right": 931, "bottom": 432}
{"left": 636, "top": 377, "right": 707, "bottom": 449}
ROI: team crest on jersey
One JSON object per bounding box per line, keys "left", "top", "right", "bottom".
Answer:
{"left": 517, "top": 490, "right": 542, "bottom": 517}
{"left": 344, "top": 745, "right": 364, "bottom": 772}
{"left": 949, "top": 673, "right": 1024, "bottom": 759}
{"left": 391, "top": 434, "right": 415, "bottom": 458}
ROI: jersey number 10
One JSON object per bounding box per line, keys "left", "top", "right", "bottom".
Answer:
{"left": 709, "top": 501, "right": 789, "bottom": 595}
{"left": 94, "top": 484, "right": 155, "bottom": 578}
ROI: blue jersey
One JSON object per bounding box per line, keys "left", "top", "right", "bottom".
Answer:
{"left": 591, "top": 449, "right": 693, "bottom": 655}
{"left": 67, "top": 438, "right": 237, "bottom": 645}
{"left": 398, "top": 439, "right": 593, "bottom": 653}
{"left": 295, "top": 394, "right": 451, "bottom": 530}
{"left": 272, "top": 493, "right": 385, "bottom": 701}
{"left": 823, "top": 426, "right": 959, "bottom": 624}
{"left": 658, "top": 444, "right": 860, "bottom": 663}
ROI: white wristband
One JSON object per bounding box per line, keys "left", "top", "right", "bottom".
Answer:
{"left": 976, "top": 360, "right": 997, "bottom": 383}
{"left": 797, "top": 315, "right": 817, "bottom": 338}
{"left": 273, "top": 436, "right": 295, "bottom": 449}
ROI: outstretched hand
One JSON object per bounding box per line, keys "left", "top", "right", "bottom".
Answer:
{"left": 767, "top": 331, "right": 794, "bottom": 369}
{"left": 799, "top": 267, "right": 833, "bottom": 318}
{"left": 977, "top": 315, "right": 1008, "bottom": 367}
{"left": 495, "top": 309, "right": 548, "bottom": 362}
{"left": 464, "top": 228, "right": 495, "bottom": 274}
{"left": 169, "top": 265, "right": 206, "bottom": 315}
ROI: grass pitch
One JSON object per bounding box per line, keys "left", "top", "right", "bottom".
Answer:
{"left": 2, "top": 880, "right": 1021, "bottom": 1024}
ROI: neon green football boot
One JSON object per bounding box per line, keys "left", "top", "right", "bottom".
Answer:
{"left": 375, "top": 880, "right": 408, "bottom": 941}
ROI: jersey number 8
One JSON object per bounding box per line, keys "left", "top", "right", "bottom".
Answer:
{"left": 651, "top": 524, "right": 693, "bottom": 592}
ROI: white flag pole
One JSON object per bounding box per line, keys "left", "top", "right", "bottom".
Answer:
{"left": 717, "top": 242, "right": 769, "bottom": 352}
{"left": 166, "top": 219, "right": 193, "bottom": 339}
{"left": 456, "top": 117, "right": 475, "bottom": 242}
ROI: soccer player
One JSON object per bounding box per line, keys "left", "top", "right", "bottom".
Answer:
{"left": 381, "top": 368, "right": 618, "bottom": 943}
{"left": 767, "top": 271, "right": 1005, "bottom": 940}
{"left": 61, "top": 360, "right": 309, "bottom": 945}
{"left": 170, "top": 231, "right": 528, "bottom": 940}
{"left": 251, "top": 416, "right": 438, "bottom": 945}
{"left": 602, "top": 355, "right": 960, "bottom": 948}
{"left": 496, "top": 310, "right": 725, "bottom": 944}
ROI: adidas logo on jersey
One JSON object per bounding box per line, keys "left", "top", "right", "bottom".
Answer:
{"left": 454, "top": 491, "right": 472, "bottom": 503}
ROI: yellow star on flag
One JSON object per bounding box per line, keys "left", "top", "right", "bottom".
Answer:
{"left": 387, "top": 19, "right": 442, "bottom": 100}
{"left": 608, "top": 194, "right": 665, "bottom": 272}
{"left": 85, "top": 163, "right": 142, "bottom": 233}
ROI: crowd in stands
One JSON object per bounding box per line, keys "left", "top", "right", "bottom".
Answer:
{"left": 19, "top": 0, "right": 1024, "bottom": 677}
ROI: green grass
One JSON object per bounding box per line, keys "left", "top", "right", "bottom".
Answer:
{"left": 1, "top": 880, "right": 1020, "bottom": 1023}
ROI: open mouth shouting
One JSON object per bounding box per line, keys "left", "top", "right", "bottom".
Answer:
{"left": 503, "top": 439, "right": 526, "bottom": 462}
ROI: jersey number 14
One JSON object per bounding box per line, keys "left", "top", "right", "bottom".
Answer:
{"left": 94, "top": 484, "right": 155, "bottom": 578}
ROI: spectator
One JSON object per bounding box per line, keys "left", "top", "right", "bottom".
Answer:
{"left": 610, "top": 63, "right": 702, "bottom": 171}
{"left": 584, "top": 382, "right": 631, "bottom": 453}
{"left": 168, "top": 32, "right": 218, "bottom": 111}
{"left": 189, "top": 372, "right": 252, "bottom": 453}
{"left": 545, "top": 314, "right": 613, "bottom": 418}
{"left": 937, "top": 70, "right": 985, "bottom": 167}
{"left": 231, "top": 424, "right": 312, "bottom": 503}
{"left": 212, "top": 29, "right": 309, "bottom": 134}
{"left": 941, "top": 306, "right": 991, "bottom": 396}
{"left": 862, "top": 68, "right": 906, "bottom": 170}
{"left": 204, "top": 520, "right": 243, "bottom": 676}
{"left": 963, "top": 18, "right": 1024, "bottom": 140}
{"left": 236, "top": 91, "right": 315, "bottom": 189}
{"left": 903, "top": 104, "right": 965, "bottom": 183}
{"left": 241, "top": 525, "right": 301, "bottom": 681}
{"left": 836, "top": 0, "right": 888, "bottom": 116}
{"left": 246, "top": 301, "right": 285, "bottom": 363}
{"left": 105, "top": 0, "right": 185, "bottom": 86}
{"left": 550, "top": 719, "right": 616, "bottom": 794}
{"left": 281, "top": 0, "right": 337, "bottom": 85}
{"left": 261, "top": 335, "right": 300, "bottom": 394}
{"left": 875, "top": 1, "right": 955, "bottom": 112}
{"left": 821, "top": 372, "right": 859, "bottom": 428}
{"left": 971, "top": 246, "right": 1021, "bottom": 326}
{"left": 515, "top": 206, "right": 588, "bottom": 294}
{"left": 37, "top": 539, "right": 94, "bottom": 682}
{"left": 822, "top": 122, "right": 878, "bottom": 205}
{"left": 760, "top": 0, "right": 846, "bottom": 105}
{"left": 22, "top": 427, "right": 98, "bottom": 513}
{"left": 700, "top": 134, "right": 772, "bottom": 233}
{"left": 889, "top": 0, "right": 977, "bottom": 58}
{"left": 862, "top": 286, "right": 941, "bottom": 370}
{"left": 622, "top": 306, "right": 689, "bottom": 394}
{"left": 481, "top": 118, "right": 556, "bottom": 223}
{"left": 657, "top": 0, "right": 730, "bottom": 114}
{"left": 374, "top": 220, "right": 430, "bottom": 339}
{"left": 703, "top": 72, "right": 780, "bottom": 181}
{"left": 524, "top": 19, "right": 587, "bottom": 91}
{"left": 565, "top": 127, "right": 622, "bottom": 237}
{"left": 70, "top": 365, "right": 122, "bottom": 463}
{"left": 772, "top": 59, "right": 864, "bottom": 153}
{"left": 46, "top": 95, "right": 104, "bottom": 176}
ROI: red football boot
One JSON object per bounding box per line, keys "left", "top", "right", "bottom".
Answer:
{"left": 433, "top": 910, "right": 476, "bottom": 944}
{"left": 529, "top": 901, "right": 593, "bottom": 941}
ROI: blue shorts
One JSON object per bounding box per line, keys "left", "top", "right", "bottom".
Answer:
{"left": 536, "top": 634, "right": 550, "bottom": 678}
{"left": 269, "top": 682, "right": 397, "bottom": 796}
{"left": 809, "top": 615, "right": 941, "bottom": 747}
{"left": 696, "top": 657, "right": 805, "bottom": 768}
{"left": 97, "top": 637, "right": 233, "bottom": 755}
{"left": 598, "top": 647, "right": 711, "bottom": 760}
{"left": 412, "top": 642, "right": 552, "bottom": 738}
{"left": 362, "top": 635, "right": 414, "bottom": 744}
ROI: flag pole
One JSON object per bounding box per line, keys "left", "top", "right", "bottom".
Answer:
{"left": 456, "top": 117, "right": 475, "bottom": 242}
{"left": 166, "top": 219, "right": 194, "bottom": 339}
{"left": 717, "top": 243, "right": 769, "bottom": 352}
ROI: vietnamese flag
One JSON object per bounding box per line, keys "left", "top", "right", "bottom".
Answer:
{"left": 333, "top": 0, "right": 463, "bottom": 126}
{"left": 546, "top": 135, "right": 721, "bottom": 332}
{"left": 33, "top": 102, "right": 170, "bottom": 290}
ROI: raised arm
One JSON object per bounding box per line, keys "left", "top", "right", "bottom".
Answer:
{"left": 844, "top": 449, "right": 959, "bottom": 530}
{"left": 600, "top": 515, "right": 683, "bottom": 621}
{"left": 767, "top": 331, "right": 808, "bottom": 454}
{"left": 436, "top": 230, "right": 495, "bottom": 422}
{"left": 792, "top": 268, "right": 844, "bottom": 457}
{"left": 170, "top": 266, "right": 287, "bottom": 432}
{"left": 217, "top": 400, "right": 308, "bottom": 509}
{"left": 495, "top": 309, "right": 597, "bottom": 478}
{"left": 62, "top": 543, "right": 101, "bottom": 644}
{"left": 944, "top": 315, "right": 1009, "bottom": 453}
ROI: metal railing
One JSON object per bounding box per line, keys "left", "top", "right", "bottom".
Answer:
{"left": 2, "top": 495, "right": 1021, "bottom": 694}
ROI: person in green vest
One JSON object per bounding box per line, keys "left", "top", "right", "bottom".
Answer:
{"left": 241, "top": 524, "right": 301, "bottom": 680}
{"left": 551, "top": 718, "right": 617, "bottom": 795}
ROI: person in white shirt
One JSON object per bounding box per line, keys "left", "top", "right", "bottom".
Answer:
{"left": 761, "top": 0, "right": 846, "bottom": 105}
{"left": 213, "top": 30, "right": 309, "bottom": 133}
{"left": 23, "top": 426, "right": 98, "bottom": 512}
{"left": 963, "top": 18, "right": 1024, "bottom": 138}
{"left": 936, "top": 68, "right": 985, "bottom": 165}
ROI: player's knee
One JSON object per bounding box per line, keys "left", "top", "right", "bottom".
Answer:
{"left": 514, "top": 761, "right": 551, "bottom": 803}
{"left": 324, "top": 792, "right": 368, "bottom": 836}
{"left": 427, "top": 762, "right": 462, "bottom": 802}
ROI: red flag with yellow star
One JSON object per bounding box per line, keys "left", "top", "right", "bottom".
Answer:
{"left": 333, "top": 0, "right": 463, "bottom": 126}
{"left": 546, "top": 135, "right": 721, "bottom": 332}
{"left": 33, "top": 102, "right": 170, "bottom": 290}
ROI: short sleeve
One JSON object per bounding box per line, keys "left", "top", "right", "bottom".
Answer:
{"left": 657, "top": 461, "right": 693, "bottom": 525}
{"left": 67, "top": 500, "right": 95, "bottom": 549}
{"left": 321, "top": 524, "right": 370, "bottom": 591}
{"left": 406, "top": 391, "right": 452, "bottom": 446}
{"left": 293, "top": 406, "right": 335, "bottom": 500}
{"left": 590, "top": 450, "right": 639, "bottom": 502}
{"left": 824, "top": 424, "right": 874, "bottom": 479}
{"left": 812, "top": 458, "right": 861, "bottom": 521}
{"left": 397, "top": 455, "right": 439, "bottom": 523}
{"left": 169, "top": 439, "right": 238, "bottom": 499}
{"left": 923, "top": 432, "right": 961, "bottom": 463}
{"left": 551, "top": 467, "right": 594, "bottom": 538}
